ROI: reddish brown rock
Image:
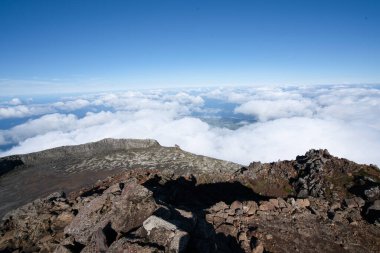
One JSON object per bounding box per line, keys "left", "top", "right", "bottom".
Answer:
{"left": 230, "top": 200, "right": 243, "bottom": 211}
{"left": 63, "top": 180, "right": 156, "bottom": 244}
{"left": 108, "top": 238, "right": 162, "bottom": 253}
{"left": 259, "top": 201, "right": 276, "bottom": 211}
{"left": 295, "top": 199, "right": 310, "bottom": 208}
{"left": 81, "top": 228, "right": 108, "bottom": 253}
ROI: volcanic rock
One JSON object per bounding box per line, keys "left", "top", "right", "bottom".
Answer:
{"left": 366, "top": 200, "right": 380, "bottom": 225}
{"left": 0, "top": 138, "right": 241, "bottom": 218}
{"left": 0, "top": 140, "right": 380, "bottom": 252}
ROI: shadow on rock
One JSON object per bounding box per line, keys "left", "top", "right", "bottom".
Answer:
{"left": 142, "top": 175, "right": 269, "bottom": 253}
{"left": 0, "top": 156, "right": 24, "bottom": 177}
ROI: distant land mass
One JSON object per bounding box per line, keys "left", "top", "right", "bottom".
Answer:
{"left": 0, "top": 139, "right": 379, "bottom": 252}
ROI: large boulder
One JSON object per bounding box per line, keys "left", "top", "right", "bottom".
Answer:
{"left": 142, "top": 215, "right": 191, "bottom": 253}
{"left": 64, "top": 179, "right": 156, "bottom": 244}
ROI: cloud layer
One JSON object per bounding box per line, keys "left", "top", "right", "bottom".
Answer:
{"left": 1, "top": 85, "right": 380, "bottom": 166}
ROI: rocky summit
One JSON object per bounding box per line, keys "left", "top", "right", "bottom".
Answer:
{"left": 0, "top": 139, "right": 380, "bottom": 253}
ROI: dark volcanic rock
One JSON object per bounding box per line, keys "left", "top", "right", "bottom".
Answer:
{"left": 366, "top": 200, "right": 380, "bottom": 225}
{"left": 293, "top": 149, "right": 332, "bottom": 198}
{"left": 1, "top": 142, "right": 380, "bottom": 253}
{"left": 0, "top": 156, "right": 24, "bottom": 176}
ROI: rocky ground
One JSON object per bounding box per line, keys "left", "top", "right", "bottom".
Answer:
{"left": 0, "top": 139, "right": 240, "bottom": 217}
{"left": 0, "top": 140, "right": 380, "bottom": 252}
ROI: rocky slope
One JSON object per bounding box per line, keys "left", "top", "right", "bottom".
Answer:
{"left": 0, "top": 140, "right": 380, "bottom": 253}
{"left": 0, "top": 139, "right": 240, "bottom": 217}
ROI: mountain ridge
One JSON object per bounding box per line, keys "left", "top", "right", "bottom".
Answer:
{"left": 0, "top": 138, "right": 242, "bottom": 218}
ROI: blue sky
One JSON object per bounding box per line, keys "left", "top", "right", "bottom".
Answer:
{"left": 1, "top": 0, "right": 380, "bottom": 94}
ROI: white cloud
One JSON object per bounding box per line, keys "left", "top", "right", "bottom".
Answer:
{"left": 2, "top": 111, "right": 379, "bottom": 166}
{"left": 9, "top": 98, "right": 22, "bottom": 105}
{"left": 313, "top": 87, "right": 380, "bottom": 130}
{"left": 89, "top": 91, "right": 206, "bottom": 118}
{"left": 0, "top": 100, "right": 59, "bottom": 119}
{"left": 1, "top": 85, "right": 380, "bottom": 167}
{"left": 173, "top": 92, "right": 204, "bottom": 106}
{"left": 53, "top": 99, "right": 90, "bottom": 111}
{"left": 0, "top": 105, "right": 31, "bottom": 119}
{"left": 234, "top": 99, "right": 314, "bottom": 121}
{"left": 2, "top": 113, "right": 78, "bottom": 143}
{"left": 202, "top": 86, "right": 305, "bottom": 104}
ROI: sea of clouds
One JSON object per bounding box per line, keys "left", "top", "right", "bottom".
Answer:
{"left": 0, "top": 85, "right": 379, "bottom": 166}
